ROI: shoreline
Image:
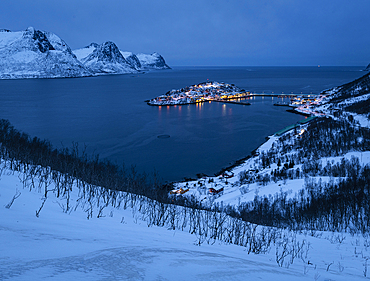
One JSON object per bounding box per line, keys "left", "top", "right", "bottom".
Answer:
{"left": 285, "top": 108, "right": 312, "bottom": 116}
{"left": 147, "top": 93, "right": 314, "bottom": 107}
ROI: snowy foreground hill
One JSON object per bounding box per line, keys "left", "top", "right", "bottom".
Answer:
{"left": 1, "top": 73, "right": 370, "bottom": 280}
{"left": 0, "top": 27, "right": 170, "bottom": 79}
{"left": 1, "top": 161, "right": 370, "bottom": 281}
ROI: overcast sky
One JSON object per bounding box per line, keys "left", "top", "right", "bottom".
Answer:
{"left": 1, "top": 0, "right": 369, "bottom": 66}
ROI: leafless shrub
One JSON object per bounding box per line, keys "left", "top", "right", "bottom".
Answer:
{"left": 35, "top": 197, "right": 47, "bottom": 217}
{"left": 5, "top": 189, "right": 21, "bottom": 209}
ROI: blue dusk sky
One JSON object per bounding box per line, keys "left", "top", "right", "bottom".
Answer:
{"left": 1, "top": 0, "right": 369, "bottom": 66}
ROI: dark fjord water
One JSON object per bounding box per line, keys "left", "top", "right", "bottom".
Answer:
{"left": 0, "top": 66, "right": 365, "bottom": 182}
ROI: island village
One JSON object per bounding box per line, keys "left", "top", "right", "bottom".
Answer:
{"left": 147, "top": 81, "right": 329, "bottom": 111}
{"left": 147, "top": 81, "right": 249, "bottom": 105}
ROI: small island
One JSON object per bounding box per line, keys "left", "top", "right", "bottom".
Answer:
{"left": 147, "top": 81, "right": 250, "bottom": 106}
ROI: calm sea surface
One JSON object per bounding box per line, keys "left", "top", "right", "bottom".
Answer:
{"left": 0, "top": 66, "right": 365, "bottom": 182}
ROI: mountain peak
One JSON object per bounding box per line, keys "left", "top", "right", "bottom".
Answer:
{"left": 22, "top": 27, "right": 55, "bottom": 53}
{"left": 25, "top": 26, "right": 35, "bottom": 34}
{"left": 81, "top": 41, "right": 136, "bottom": 74}
{"left": 90, "top": 41, "right": 127, "bottom": 64}
{"left": 100, "top": 41, "right": 124, "bottom": 62}
{"left": 85, "top": 42, "right": 99, "bottom": 49}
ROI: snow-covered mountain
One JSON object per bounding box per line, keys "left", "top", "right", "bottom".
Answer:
{"left": 75, "top": 41, "right": 137, "bottom": 74}
{"left": 74, "top": 44, "right": 170, "bottom": 71}
{"left": 0, "top": 27, "right": 171, "bottom": 79}
{"left": 0, "top": 27, "right": 91, "bottom": 79}
{"left": 136, "top": 52, "right": 171, "bottom": 70}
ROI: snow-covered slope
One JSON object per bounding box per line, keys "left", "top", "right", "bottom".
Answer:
{"left": 0, "top": 27, "right": 91, "bottom": 79}
{"left": 365, "top": 63, "right": 370, "bottom": 71}
{"left": 79, "top": 41, "right": 137, "bottom": 74}
{"left": 73, "top": 42, "right": 98, "bottom": 62}
{"left": 0, "top": 162, "right": 368, "bottom": 280}
{"left": 313, "top": 71, "right": 370, "bottom": 120}
{"left": 137, "top": 52, "right": 171, "bottom": 70}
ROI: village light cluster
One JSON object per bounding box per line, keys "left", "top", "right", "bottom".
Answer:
{"left": 147, "top": 81, "right": 249, "bottom": 106}
{"left": 290, "top": 92, "right": 334, "bottom": 116}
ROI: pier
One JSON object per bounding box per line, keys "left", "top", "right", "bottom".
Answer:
{"left": 248, "top": 93, "right": 315, "bottom": 98}
{"left": 213, "top": 99, "right": 251, "bottom": 106}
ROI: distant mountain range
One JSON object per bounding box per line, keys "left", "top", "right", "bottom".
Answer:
{"left": 73, "top": 42, "right": 170, "bottom": 74}
{"left": 0, "top": 27, "right": 170, "bottom": 79}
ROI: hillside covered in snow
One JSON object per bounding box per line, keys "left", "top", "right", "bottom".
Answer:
{"left": 2, "top": 157, "right": 370, "bottom": 280}
{"left": 319, "top": 72, "right": 370, "bottom": 120}
{"left": 0, "top": 27, "right": 171, "bottom": 79}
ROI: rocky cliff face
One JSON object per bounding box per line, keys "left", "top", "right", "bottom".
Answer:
{"left": 120, "top": 52, "right": 142, "bottom": 69}
{"left": 0, "top": 27, "right": 91, "bottom": 79}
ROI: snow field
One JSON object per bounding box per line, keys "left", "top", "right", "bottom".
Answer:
{"left": 1, "top": 163, "right": 370, "bottom": 280}
{"left": 0, "top": 30, "right": 22, "bottom": 48}
{"left": 73, "top": 46, "right": 96, "bottom": 62}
